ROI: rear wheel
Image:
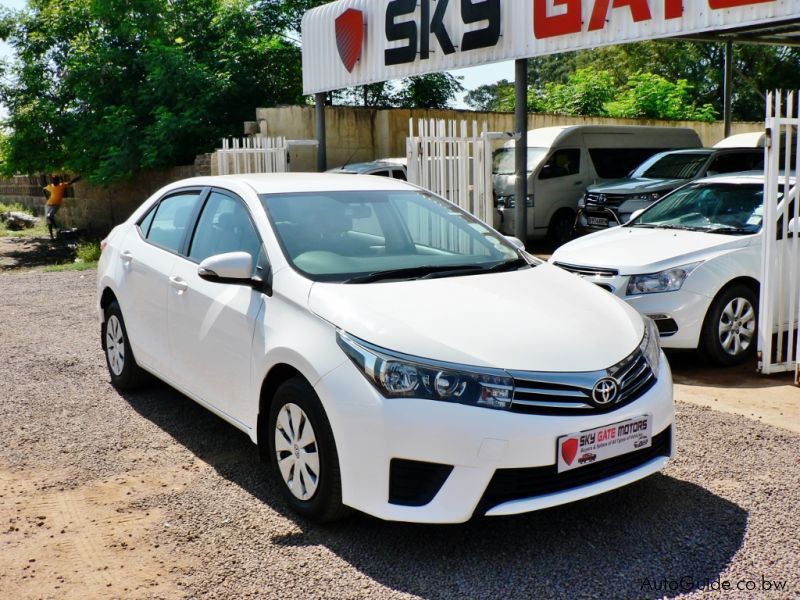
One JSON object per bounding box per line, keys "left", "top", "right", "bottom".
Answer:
{"left": 267, "top": 377, "right": 350, "bottom": 522}
{"left": 700, "top": 284, "right": 758, "bottom": 366}
{"left": 102, "top": 301, "right": 147, "bottom": 390}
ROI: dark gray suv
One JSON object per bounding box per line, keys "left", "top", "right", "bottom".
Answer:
{"left": 576, "top": 148, "right": 763, "bottom": 232}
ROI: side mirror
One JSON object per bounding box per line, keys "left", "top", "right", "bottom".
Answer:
{"left": 629, "top": 209, "right": 646, "bottom": 223}
{"left": 505, "top": 235, "right": 526, "bottom": 250}
{"left": 198, "top": 252, "right": 254, "bottom": 284}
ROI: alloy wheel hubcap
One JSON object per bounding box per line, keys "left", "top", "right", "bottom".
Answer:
{"left": 274, "top": 403, "right": 320, "bottom": 501}
{"left": 719, "top": 297, "right": 756, "bottom": 356}
{"left": 105, "top": 315, "right": 125, "bottom": 376}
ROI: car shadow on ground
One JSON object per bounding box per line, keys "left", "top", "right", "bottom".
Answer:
{"left": 122, "top": 381, "right": 747, "bottom": 600}
{"left": 666, "top": 350, "right": 795, "bottom": 390}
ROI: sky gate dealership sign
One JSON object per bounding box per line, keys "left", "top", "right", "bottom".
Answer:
{"left": 302, "top": 0, "right": 798, "bottom": 94}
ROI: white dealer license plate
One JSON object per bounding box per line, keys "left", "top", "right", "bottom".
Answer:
{"left": 587, "top": 216, "right": 608, "bottom": 227}
{"left": 557, "top": 415, "right": 652, "bottom": 473}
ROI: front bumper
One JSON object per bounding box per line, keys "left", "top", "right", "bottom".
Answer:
{"left": 315, "top": 356, "right": 674, "bottom": 523}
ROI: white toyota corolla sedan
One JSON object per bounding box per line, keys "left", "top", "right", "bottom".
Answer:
{"left": 552, "top": 173, "right": 794, "bottom": 366}
{"left": 97, "top": 174, "right": 673, "bottom": 523}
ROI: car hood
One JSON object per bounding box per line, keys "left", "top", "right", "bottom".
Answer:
{"left": 587, "top": 178, "right": 686, "bottom": 194}
{"left": 308, "top": 264, "right": 644, "bottom": 372}
{"left": 552, "top": 227, "right": 755, "bottom": 274}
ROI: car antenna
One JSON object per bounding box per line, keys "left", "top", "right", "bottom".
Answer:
{"left": 341, "top": 147, "right": 362, "bottom": 170}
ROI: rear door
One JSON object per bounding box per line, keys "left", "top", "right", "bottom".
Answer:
{"left": 115, "top": 189, "right": 205, "bottom": 375}
{"left": 167, "top": 188, "right": 268, "bottom": 425}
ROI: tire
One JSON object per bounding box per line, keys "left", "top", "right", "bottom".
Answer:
{"left": 102, "top": 301, "right": 147, "bottom": 390}
{"left": 548, "top": 210, "right": 575, "bottom": 247}
{"left": 700, "top": 283, "right": 759, "bottom": 367}
{"left": 267, "top": 377, "right": 350, "bottom": 522}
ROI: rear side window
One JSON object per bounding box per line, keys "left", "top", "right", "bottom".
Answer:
{"left": 708, "top": 152, "right": 764, "bottom": 174}
{"left": 589, "top": 148, "right": 664, "bottom": 178}
{"left": 392, "top": 169, "right": 407, "bottom": 181}
{"left": 145, "top": 192, "right": 201, "bottom": 253}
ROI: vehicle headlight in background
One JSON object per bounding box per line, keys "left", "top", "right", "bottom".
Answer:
{"left": 630, "top": 192, "right": 663, "bottom": 201}
{"left": 640, "top": 317, "right": 661, "bottom": 375}
{"left": 626, "top": 262, "right": 702, "bottom": 295}
{"left": 336, "top": 331, "right": 514, "bottom": 410}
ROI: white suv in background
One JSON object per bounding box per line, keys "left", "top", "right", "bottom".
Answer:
{"left": 97, "top": 173, "right": 673, "bottom": 523}
{"left": 553, "top": 173, "right": 794, "bottom": 366}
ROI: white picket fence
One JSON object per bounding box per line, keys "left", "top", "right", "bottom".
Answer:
{"left": 406, "top": 119, "right": 510, "bottom": 226}
{"left": 759, "top": 90, "right": 800, "bottom": 383}
{"left": 216, "top": 137, "right": 288, "bottom": 175}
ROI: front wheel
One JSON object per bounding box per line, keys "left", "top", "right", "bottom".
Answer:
{"left": 267, "top": 378, "right": 350, "bottom": 522}
{"left": 700, "top": 284, "right": 758, "bottom": 366}
{"left": 548, "top": 210, "right": 575, "bottom": 247}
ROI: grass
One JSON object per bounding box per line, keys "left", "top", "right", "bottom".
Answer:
{"left": 42, "top": 261, "right": 98, "bottom": 273}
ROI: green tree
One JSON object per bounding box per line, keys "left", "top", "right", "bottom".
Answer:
{"left": 0, "top": 0, "right": 322, "bottom": 182}
{"left": 606, "top": 73, "right": 716, "bottom": 122}
{"left": 464, "top": 79, "right": 514, "bottom": 112}
{"left": 535, "top": 68, "right": 616, "bottom": 116}
{"left": 333, "top": 73, "right": 464, "bottom": 110}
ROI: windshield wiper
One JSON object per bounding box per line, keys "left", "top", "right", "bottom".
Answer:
{"left": 631, "top": 223, "right": 690, "bottom": 230}
{"left": 693, "top": 225, "right": 754, "bottom": 235}
{"left": 420, "top": 257, "right": 531, "bottom": 280}
{"left": 345, "top": 258, "right": 530, "bottom": 284}
{"left": 345, "top": 264, "right": 479, "bottom": 284}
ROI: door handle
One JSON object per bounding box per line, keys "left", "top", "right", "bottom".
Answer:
{"left": 169, "top": 276, "right": 189, "bottom": 293}
{"left": 120, "top": 250, "right": 134, "bottom": 263}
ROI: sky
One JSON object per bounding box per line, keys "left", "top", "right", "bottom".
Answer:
{"left": 0, "top": 0, "right": 513, "bottom": 118}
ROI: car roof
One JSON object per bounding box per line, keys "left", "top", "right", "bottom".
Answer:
{"left": 172, "top": 173, "right": 415, "bottom": 194}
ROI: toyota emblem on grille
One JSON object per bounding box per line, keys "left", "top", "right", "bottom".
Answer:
{"left": 591, "top": 377, "right": 619, "bottom": 406}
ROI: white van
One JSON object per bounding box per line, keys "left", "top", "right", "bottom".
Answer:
{"left": 492, "top": 125, "right": 702, "bottom": 244}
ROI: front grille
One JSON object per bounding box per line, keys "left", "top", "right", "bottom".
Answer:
{"left": 553, "top": 262, "right": 619, "bottom": 277}
{"left": 585, "top": 192, "right": 628, "bottom": 207}
{"left": 388, "top": 459, "right": 453, "bottom": 507}
{"left": 476, "top": 426, "right": 672, "bottom": 514}
{"left": 510, "top": 349, "right": 656, "bottom": 416}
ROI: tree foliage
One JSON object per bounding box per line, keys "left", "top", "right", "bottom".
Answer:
{"left": 0, "top": 0, "right": 322, "bottom": 182}
{"left": 466, "top": 41, "right": 800, "bottom": 122}
{"left": 333, "top": 73, "right": 464, "bottom": 110}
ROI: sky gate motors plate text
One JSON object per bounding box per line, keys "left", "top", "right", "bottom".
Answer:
{"left": 302, "top": 0, "right": 799, "bottom": 94}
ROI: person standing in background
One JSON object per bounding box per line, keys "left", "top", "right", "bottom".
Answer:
{"left": 43, "top": 174, "right": 80, "bottom": 239}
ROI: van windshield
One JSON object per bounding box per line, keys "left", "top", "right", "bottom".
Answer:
{"left": 632, "top": 152, "right": 711, "bottom": 180}
{"left": 492, "top": 148, "right": 548, "bottom": 175}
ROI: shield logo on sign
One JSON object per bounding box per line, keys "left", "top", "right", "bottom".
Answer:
{"left": 561, "top": 438, "right": 579, "bottom": 465}
{"left": 335, "top": 9, "right": 364, "bottom": 73}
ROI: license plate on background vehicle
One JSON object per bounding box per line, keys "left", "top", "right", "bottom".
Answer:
{"left": 587, "top": 216, "right": 608, "bottom": 227}
{"left": 557, "top": 415, "right": 652, "bottom": 473}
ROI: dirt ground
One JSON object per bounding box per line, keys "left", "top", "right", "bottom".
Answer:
{"left": 1, "top": 258, "right": 799, "bottom": 599}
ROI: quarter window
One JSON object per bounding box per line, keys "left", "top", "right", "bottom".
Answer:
{"left": 145, "top": 192, "right": 201, "bottom": 253}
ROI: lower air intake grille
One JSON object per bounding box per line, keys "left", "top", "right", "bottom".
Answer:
{"left": 389, "top": 459, "right": 453, "bottom": 507}
{"left": 476, "top": 426, "right": 672, "bottom": 514}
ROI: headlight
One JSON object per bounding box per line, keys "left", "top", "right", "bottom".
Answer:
{"left": 578, "top": 195, "right": 586, "bottom": 208}
{"left": 630, "top": 192, "right": 662, "bottom": 201}
{"left": 626, "top": 262, "right": 701, "bottom": 295}
{"left": 336, "top": 331, "right": 514, "bottom": 410}
{"left": 640, "top": 317, "right": 661, "bottom": 375}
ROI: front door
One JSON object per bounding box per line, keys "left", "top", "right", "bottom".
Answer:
{"left": 532, "top": 147, "right": 586, "bottom": 235}
{"left": 167, "top": 189, "right": 268, "bottom": 426}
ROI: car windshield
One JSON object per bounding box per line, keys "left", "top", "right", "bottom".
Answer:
{"left": 631, "top": 152, "right": 710, "bottom": 180}
{"left": 492, "top": 147, "right": 548, "bottom": 175}
{"left": 260, "top": 190, "right": 523, "bottom": 282}
{"left": 629, "top": 183, "right": 770, "bottom": 235}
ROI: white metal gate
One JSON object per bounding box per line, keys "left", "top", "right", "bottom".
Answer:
{"left": 406, "top": 119, "right": 510, "bottom": 226}
{"left": 759, "top": 90, "right": 800, "bottom": 383}
{"left": 216, "top": 136, "right": 288, "bottom": 175}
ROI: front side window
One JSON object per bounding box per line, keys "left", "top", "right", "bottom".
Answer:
{"left": 260, "top": 190, "right": 521, "bottom": 282}
{"left": 145, "top": 192, "right": 202, "bottom": 253}
{"left": 539, "top": 149, "right": 580, "bottom": 180}
{"left": 708, "top": 152, "right": 764, "bottom": 174}
{"left": 630, "top": 183, "right": 769, "bottom": 235}
{"left": 189, "top": 191, "right": 265, "bottom": 276}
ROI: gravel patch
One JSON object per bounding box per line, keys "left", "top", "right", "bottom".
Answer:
{"left": 0, "top": 268, "right": 798, "bottom": 599}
